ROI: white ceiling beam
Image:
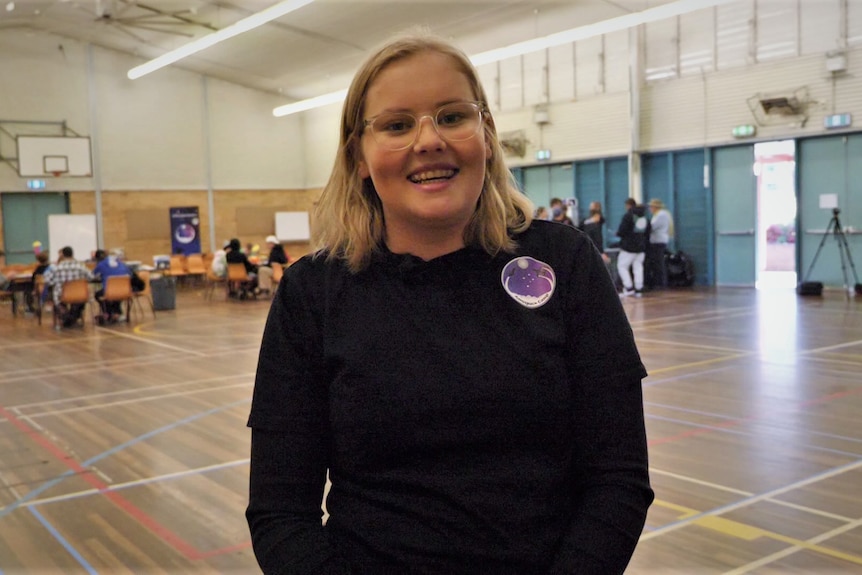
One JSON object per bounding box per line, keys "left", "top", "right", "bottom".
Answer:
{"left": 272, "top": 0, "right": 737, "bottom": 118}
{"left": 127, "top": 0, "right": 316, "bottom": 80}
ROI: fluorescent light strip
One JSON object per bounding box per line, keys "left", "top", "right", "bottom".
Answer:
{"left": 127, "top": 0, "right": 317, "bottom": 80}
{"left": 272, "top": 0, "right": 735, "bottom": 118}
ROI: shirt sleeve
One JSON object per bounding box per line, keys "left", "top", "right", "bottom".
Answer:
{"left": 546, "top": 238, "right": 654, "bottom": 575}
{"left": 246, "top": 263, "right": 353, "bottom": 575}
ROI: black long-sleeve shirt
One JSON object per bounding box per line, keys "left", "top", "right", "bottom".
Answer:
{"left": 247, "top": 220, "right": 653, "bottom": 574}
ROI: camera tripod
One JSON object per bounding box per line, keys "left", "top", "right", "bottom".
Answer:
{"left": 801, "top": 208, "right": 861, "bottom": 295}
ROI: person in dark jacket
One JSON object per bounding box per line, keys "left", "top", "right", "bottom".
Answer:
{"left": 257, "top": 235, "right": 288, "bottom": 295}
{"left": 616, "top": 197, "right": 650, "bottom": 297}
{"left": 225, "top": 238, "right": 258, "bottom": 297}
{"left": 246, "top": 32, "right": 653, "bottom": 575}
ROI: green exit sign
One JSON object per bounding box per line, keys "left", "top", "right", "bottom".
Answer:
{"left": 732, "top": 124, "right": 756, "bottom": 138}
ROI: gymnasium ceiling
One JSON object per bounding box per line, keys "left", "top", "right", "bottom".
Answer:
{"left": 1, "top": 0, "right": 680, "bottom": 102}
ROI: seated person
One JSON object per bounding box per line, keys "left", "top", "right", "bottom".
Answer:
{"left": 225, "top": 238, "right": 258, "bottom": 298}
{"left": 93, "top": 249, "right": 132, "bottom": 323}
{"left": 42, "top": 246, "right": 94, "bottom": 327}
{"left": 0, "top": 249, "right": 10, "bottom": 290}
{"left": 211, "top": 244, "right": 228, "bottom": 279}
{"left": 25, "top": 252, "right": 53, "bottom": 313}
{"left": 256, "top": 235, "right": 289, "bottom": 295}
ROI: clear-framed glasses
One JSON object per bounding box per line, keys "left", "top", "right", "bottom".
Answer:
{"left": 363, "top": 101, "right": 485, "bottom": 151}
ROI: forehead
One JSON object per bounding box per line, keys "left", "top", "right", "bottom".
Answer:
{"left": 364, "top": 51, "right": 474, "bottom": 112}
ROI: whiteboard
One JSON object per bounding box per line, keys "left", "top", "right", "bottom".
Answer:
{"left": 275, "top": 211, "right": 311, "bottom": 241}
{"left": 48, "top": 214, "right": 98, "bottom": 261}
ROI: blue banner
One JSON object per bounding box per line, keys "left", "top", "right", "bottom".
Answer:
{"left": 169, "top": 206, "right": 201, "bottom": 255}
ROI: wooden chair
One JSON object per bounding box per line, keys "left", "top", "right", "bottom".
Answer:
{"left": 271, "top": 262, "right": 284, "bottom": 288}
{"left": 132, "top": 270, "right": 156, "bottom": 319}
{"left": 33, "top": 274, "right": 46, "bottom": 326}
{"left": 185, "top": 253, "right": 207, "bottom": 286}
{"left": 204, "top": 269, "right": 226, "bottom": 301}
{"left": 166, "top": 255, "right": 189, "bottom": 286}
{"left": 99, "top": 275, "right": 134, "bottom": 323}
{"left": 227, "top": 263, "right": 256, "bottom": 300}
{"left": 52, "top": 278, "right": 92, "bottom": 330}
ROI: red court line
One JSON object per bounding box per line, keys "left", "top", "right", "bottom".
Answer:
{"left": 0, "top": 405, "right": 200, "bottom": 559}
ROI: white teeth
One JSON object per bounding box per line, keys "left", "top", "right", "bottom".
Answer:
{"left": 409, "top": 169, "right": 455, "bottom": 183}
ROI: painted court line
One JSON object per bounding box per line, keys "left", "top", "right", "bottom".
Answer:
{"left": 21, "top": 459, "right": 250, "bottom": 508}
{"left": 722, "top": 514, "right": 862, "bottom": 574}
{"left": 649, "top": 467, "right": 856, "bottom": 523}
{"left": 97, "top": 329, "right": 208, "bottom": 356}
{"left": 10, "top": 373, "right": 254, "bottom": 410}
{"left": 641, "top": 458, "right": 862, "bottom": 540}
{"left": 0, "top": 399, "right": 250, "bottom": 561}
{"left": 29, "top": 506, "right": 97, "bottom": 574}
{"left": 21, "top": 382, "right": 251, "bottom": 418}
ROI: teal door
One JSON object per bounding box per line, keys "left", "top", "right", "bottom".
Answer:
{"left": 798, "top": 134, "right": 862, "bottom": 288}
{"left": 1, "top": 192, "right": 68, "bottom": 264}
{"left": 522, "top": 165, "right": 551, "bottom": 211}
{"left": 522, "top": 164, "right": 575, "bottom": 215}
{"left": 713, "top": 145, "right": 756, "bottom": 286}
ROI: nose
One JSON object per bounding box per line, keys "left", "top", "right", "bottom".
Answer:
{"left": 413, "top": 115, "right": 445, "bottom": 151}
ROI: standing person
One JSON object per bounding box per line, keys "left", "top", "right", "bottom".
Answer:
{"left": 246, "top": 33, "right": 652, "bottom": 575}
{"left": 42, "top": 246, "right": 94, "bottom": 327}
{"left": 256, "top": 235, "right": 289, "bottom": 295}
{"left": 533, "top": 205, "right": 549, "bottom": 220}
{"left": 616, "top": 197, "right": 650, "bottom": 298}
{"left": 580, "top": 200, "right": 608, "bottom": 259}
{"left": 549, "top": 196, "right": 575, "bottom": 227}
{"left": 646, "top": 198, "right": 673, "bottom": 290}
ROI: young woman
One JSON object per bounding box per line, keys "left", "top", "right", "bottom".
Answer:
{"left": 247, "top": 33, "right": 653, "bottom": 575}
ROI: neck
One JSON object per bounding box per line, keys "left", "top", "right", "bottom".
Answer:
{"left": 385, "top": 225, "right": 466, "bottom": 262}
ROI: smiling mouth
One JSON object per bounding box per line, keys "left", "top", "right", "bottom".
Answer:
{"left": 408, "top": 169, "right": 458, "bottom": 184}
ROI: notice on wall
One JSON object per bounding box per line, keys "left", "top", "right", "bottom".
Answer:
{"left": 818, "top": 194, "right": 838, "bottom": 209}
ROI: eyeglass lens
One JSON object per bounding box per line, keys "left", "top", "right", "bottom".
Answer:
{"left": 368, "top": 102, "right": 482, "bottom": 150}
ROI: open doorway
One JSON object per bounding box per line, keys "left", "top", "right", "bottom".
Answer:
{"left": 754, "top": 140, "right": 797, "bottom": 289}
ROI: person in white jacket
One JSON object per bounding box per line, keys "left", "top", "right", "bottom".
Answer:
{"left": 646, "top": 198, "right": 673, "bottom": 290}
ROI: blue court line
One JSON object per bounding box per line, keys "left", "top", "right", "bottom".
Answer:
{"left": 0, "top": 398, "right": 250, "bottom": 518}
{"left": 29, "top": 506, "right": 97, "bottom": 574}
{"left": 646, "top": 413, "right": 862, "bottom": 458}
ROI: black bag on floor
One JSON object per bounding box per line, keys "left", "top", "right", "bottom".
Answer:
{"left": 797, "top": 281, "right": 823, "bottom": 296}
{"left": 666, "top": 250, "right": 695, "bottom": 287}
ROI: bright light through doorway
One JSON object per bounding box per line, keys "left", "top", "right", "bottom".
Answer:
{"left": 754, "top": 140, "right": 797, "bottom": 290}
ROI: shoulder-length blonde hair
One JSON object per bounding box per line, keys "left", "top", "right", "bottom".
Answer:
{"left": 313, "top": 32, "right": 533, "bottom": 273}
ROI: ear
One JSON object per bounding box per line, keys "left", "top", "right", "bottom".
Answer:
{"left": 358, "top": 157, "right": 370, "bottom": 180}
{"left": 484, "top": 130, "right": 493, "bottom": 161}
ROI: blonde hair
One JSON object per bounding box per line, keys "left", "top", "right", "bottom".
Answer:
{"left": 313, "top": 31, "right": 532, "bottom": 273}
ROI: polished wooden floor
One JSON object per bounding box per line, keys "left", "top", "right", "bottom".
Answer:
{"left": 1, "top": 284, "right": 861, "bottom": 574}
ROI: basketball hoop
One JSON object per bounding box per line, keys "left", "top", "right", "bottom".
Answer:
{"left": 51, "top": 171, "right": 63, "bottom": 178}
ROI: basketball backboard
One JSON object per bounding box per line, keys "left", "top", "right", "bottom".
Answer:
{"left": 16, "top": 136, "right": 93, "bottom": 177}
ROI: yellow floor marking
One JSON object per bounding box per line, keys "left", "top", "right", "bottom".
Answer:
{"left": 695, "top": 516, "right": 764, "bottom": 541}
{"left": 651, "top": 499, "right": 862, "bottom": 566}
{"left": 646, "top": 353, "right": 751, "bottom": 375}
{"left": 652, "top": 499, "right": 699, "bottom": 517}
{"left": 765, "top": 532, "right": 862, "bottom": 566}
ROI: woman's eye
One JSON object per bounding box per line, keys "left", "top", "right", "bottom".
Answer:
{"left": 379, "top": 117, "right": 413, "bottom": 133}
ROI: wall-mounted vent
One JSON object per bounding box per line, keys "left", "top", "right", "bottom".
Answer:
{"left": 499, "top": 130, "right": 528, "bottom": 157}
{"left": 747, "top": 87, "right": 810, "bottom": 127}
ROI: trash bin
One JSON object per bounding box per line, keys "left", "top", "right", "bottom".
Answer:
{"left": 150, "top": 275, "right": 176, "bottom": 311}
